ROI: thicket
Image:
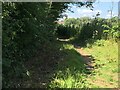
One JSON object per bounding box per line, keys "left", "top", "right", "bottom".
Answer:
{"left": 2, "top": 2, "right": 69, "bottom": 87}
{"left": 56, "top": 16, "right": 119, "bottom": 43}
{"left": 56, "top": 24, "right": 77, "bottom": 39}
{"left": 2, "top": 2, "right": 93, "bottom": 87}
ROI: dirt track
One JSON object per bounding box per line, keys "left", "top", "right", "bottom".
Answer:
{"left": 75, "top": 47, "right": 95, "bottom": 70}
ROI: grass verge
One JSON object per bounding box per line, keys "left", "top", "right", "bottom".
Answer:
{"left": 83, "top": 40, "right": 118, "bottom": 88}
{"left": 49, "top": 43, "right": 90, "bottom": 88}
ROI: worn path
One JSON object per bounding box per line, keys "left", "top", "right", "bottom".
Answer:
{"left": 74, "top": 46, "right": 95, "bottom": 70}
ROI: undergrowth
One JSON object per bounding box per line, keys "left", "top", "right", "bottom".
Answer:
{"left": 49, "top": 39, "right": 118, "bottom": 88}
{"left": 49, "top": 43, "right": 90, "bottom": 88}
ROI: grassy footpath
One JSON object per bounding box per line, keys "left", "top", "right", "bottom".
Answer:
{"left": 83, "top": 40, "right": 118, "bottom": 88}
{"left": 49, "top": 40, "right": 118, "bottom": 88}
{"left": 49, "top": 43, "right": 90, "bottom": 88}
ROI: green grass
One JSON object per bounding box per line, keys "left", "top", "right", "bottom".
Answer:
{"left": 49, "top": 43, "right": 90, "bottom": 88}
{"left": 49, "top": 39, "right": 118, "bottom": 88}
{"left": 84, "top": 40, "right": 118, "bottom": 88}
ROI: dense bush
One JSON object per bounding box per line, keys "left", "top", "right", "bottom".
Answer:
{"left": 56, "top": 24, "right": 77, "bottom": 39}
{"left": 2, "top": 2, "right": 93, "bottom": 87}
{"left": 2, "top": 2, "right": 69, "bottom": 87}
{"left": 61, "top": 16, "right": 119, "bottom": 44}
{"left": 102, "top": 17, "right": 119, "bottom": 40}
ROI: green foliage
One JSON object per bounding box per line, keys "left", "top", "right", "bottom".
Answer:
{"left": 49, "top": 68, "right": 87, "bottom": 88}
{"left": 56, "top": 24, "right": 77, "bottom": 39}
{"left": 62, "top": 17, "right": 110, "bottom": 43}
{"left": 94, "top": 39, "right": 106, "bottom": 46}
{"left": 2, "top": 2, "right": 94, "bottom": 88}
{"left": 102, "top": 23, "right": 119, "bottom": 40}
{"left": 64, "top": 17, "right": 91, "bottom": 35}
{"left": 2, "top": 2, "right": 70, "bottom": 87}
{"left": 49, "top": 40, "right": 118, "bottom": 88}
{"left": 79, "top": 22, "right": 93, "bottom": 42}
{"left": 78, "top": 18, "right": 109, "bottom": 41}
{"left": 49, "top": 44, "right": 89, "bottom": 88}
{"left": 62, "top": 16, "right": 119, "bottom": 46}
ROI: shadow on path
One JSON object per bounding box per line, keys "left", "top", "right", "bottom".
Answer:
{"left": 75, "top": 47, "right": 95, "bottom": 71}
{"left": 59, "top": 39, "right": 95, "bottom": 71}
{"left": 19, "top": 39, "right": 95, "bottom": 88}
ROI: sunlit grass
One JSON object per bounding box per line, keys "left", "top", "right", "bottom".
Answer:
{"left": 49, "top": 43, "right": 89, "bottom": 88}
{"left": 84, "top": 40, "right": 118, "bottom": 88}
{"left": 49, "top": 40, "right": 118, "bottom": 88}
{"left": 49, "top": 68, "right": 88, "bottom": 88}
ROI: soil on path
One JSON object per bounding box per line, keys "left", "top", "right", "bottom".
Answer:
{"left": 74, "top": 46, "right": 95, "bottom": 70}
